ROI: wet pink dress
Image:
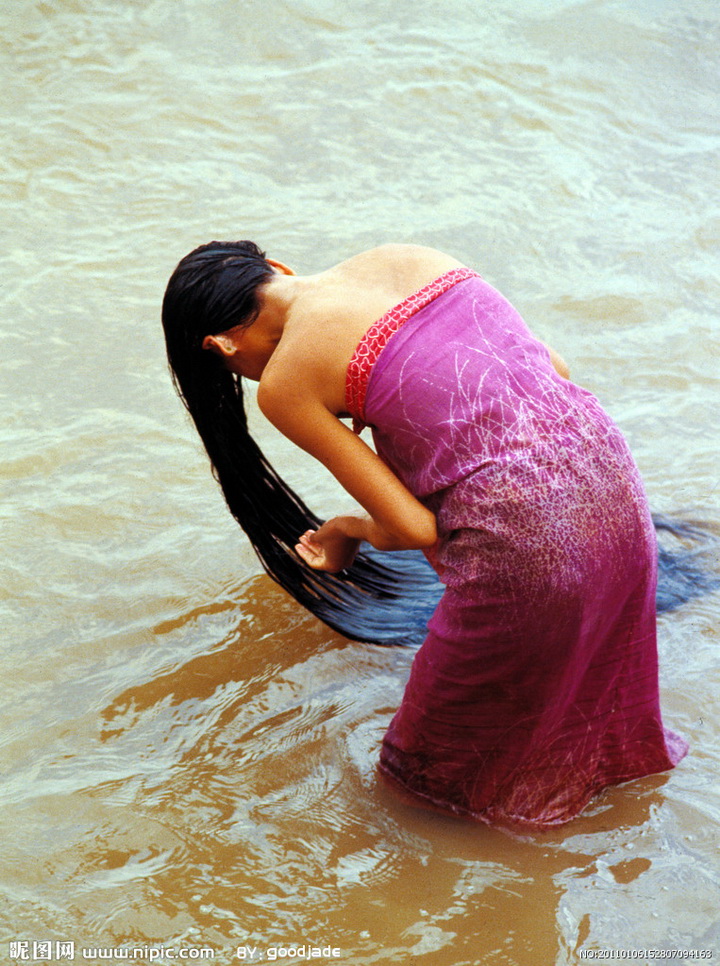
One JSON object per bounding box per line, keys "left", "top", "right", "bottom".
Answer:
{"left": 345, "top": 269, "right": 687, "bottom": 827}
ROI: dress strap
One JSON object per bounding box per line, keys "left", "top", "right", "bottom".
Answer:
{"left": 345, "top": 267, "right": 478, "bottom": 433}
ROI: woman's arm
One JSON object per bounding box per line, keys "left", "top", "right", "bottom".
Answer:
{"left": 542, "top": 342, "right": 570, "bottom": 379}
{"left": 257, "top": 380, "right": 437, "bottom": 571}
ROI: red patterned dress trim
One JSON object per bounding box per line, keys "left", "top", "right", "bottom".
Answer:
{"left": 345, "top": 267, "right": 479, "bottom": 432}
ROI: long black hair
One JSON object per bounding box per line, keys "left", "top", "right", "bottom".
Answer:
{"left": 162, "top": 241, "right": 717, "bottom": 645}
{"left": 161, "top": 240, "right": 441, "bottom": 645}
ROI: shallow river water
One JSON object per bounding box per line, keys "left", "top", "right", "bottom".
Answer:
{"left": 1, "top": 1, "right": 719, "bottom": 964}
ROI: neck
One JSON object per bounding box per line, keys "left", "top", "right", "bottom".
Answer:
{"left": 260, "top": 270, "right": 318, "bottom": 333}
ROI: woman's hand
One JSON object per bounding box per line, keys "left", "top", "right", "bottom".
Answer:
{"left": 295, "top": 519, "right": 362, "bottom": 572}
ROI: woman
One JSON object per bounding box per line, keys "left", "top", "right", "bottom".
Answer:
{"left": 162, "top": 240, "right": 687, "bottom": 827}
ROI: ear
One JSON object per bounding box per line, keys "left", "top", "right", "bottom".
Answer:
{"left": 202, "top": 333, "right": 237, "bottom": 359}
{"left": 266, "top": 258, "right": 296, "bottom": 276}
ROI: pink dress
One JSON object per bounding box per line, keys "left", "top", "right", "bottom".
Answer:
{"left": 345, "top": 269, "right": 687, "bottom": 827}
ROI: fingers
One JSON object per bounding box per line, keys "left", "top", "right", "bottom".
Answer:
{"left": 295, "top": 534, "right": 327, "bottom": 570}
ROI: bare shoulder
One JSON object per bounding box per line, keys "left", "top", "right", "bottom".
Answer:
{"left": 257, "top": 336, "right": 342, "bottom": 425}
{"left": 259, "top": 243, "right": 470, "bottom": 418}
{"left": 256, "top": 352, "right": 309, "bottom": 417}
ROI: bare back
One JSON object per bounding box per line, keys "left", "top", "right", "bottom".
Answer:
{"left": 262, "top": 244, "right": 465, "bottom": 415}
